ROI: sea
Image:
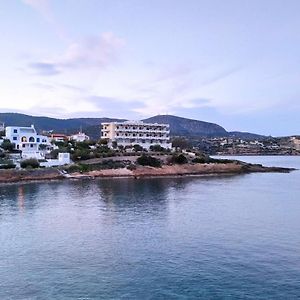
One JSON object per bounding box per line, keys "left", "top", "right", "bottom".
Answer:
{"left": 0, "top": 156, "right": 300, "bottom": 299}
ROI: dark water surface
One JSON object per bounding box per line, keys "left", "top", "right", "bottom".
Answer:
{"left": 0, "top": 156, "right": 300, "bottom": 299}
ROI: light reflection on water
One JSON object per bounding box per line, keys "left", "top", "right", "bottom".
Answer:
{"left": 0, "top": 156, "right": 300, "bottom": 299}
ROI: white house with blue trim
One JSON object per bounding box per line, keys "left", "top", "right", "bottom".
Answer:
{"left": 5, "top": 125, "right": 51, "bottom": 159}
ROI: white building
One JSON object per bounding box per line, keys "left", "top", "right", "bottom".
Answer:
{"left": 40, "top": 153, "right": 71, "bottom": 167}
{"left": 70, "top": 131, "right": 90, "bottom": 142}
{"left": 5, "top": 125, "right": 51, "bottom": 159}
{"left": 101, "top": 121, "right": 172, "bottom": 149}
{"left": 50, "top": 133, "right": 68, "bottom": 143}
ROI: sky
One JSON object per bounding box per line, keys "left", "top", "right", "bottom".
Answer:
{"left": 0, "top": 0, "right": 299, "bottom": 136}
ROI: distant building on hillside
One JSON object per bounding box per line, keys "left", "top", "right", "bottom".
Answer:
{"left": 50, "top": 133, "right": 69, "bottom": 143}
{"left": 5, "top": 125, "right": 51, "bottom": 159}
{"left": 101, "top": 121, "right": 171, "bottom": 149}
{"left": 290, "top": 136, "right": 300, "bottom": 150}
{"left": 70, "top": 131, "right": 90, "bottom": 142}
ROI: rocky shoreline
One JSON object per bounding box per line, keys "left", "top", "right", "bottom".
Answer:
{"left": 0, "top": 162, "right": 295, "bottom": 184}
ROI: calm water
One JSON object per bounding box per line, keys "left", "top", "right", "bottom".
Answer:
{"left": 0, "top": 156, "right": 300, "bottom": 299}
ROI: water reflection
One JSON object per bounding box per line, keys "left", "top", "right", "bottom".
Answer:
{"left": 0, "top": 158, "right": 300, "bottom": 299}
{"left": 0, "top": 184, "right": 36, "bottom": 214}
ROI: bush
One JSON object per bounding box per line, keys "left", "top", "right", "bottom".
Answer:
{"left": 149, "top": 144, "right": 166, "bottom": 152}
{"left": 171, "top": 138, "right": 190, "bottom": 150}
{"left": 1, "top": 139, "right": 15, "bottom": 152}
{"left": 192, "top": 157, "right": 206, "bottom": 164}
{"left": 133, "top": 144, "right": 144, "bottom": 152}
{"left": 127, "top": 164, "right": 137, "bottom": 171}
{"left": 169, "top": 154, "right": 188, "bottom": 164}
{"left": 0, "top": 163, "right": 16, "bottom": 169}
{"left": 20, "top": 158, "right": 40, "bottom": 169}
{"left": 136, "top": 155, "right": 161, "bottom": 167}
{"left": 71, "top": 149, "right": 91, "bottom": 161}
{"left": 208, "top": 158, "right": 235, "bottom": 164}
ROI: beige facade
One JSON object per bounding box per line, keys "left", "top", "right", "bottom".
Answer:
{"left": 101, "top": 121, "right": 172, "bottom": 149}
{"left": 290, "top": 136, "right": 300, "bottom": 150}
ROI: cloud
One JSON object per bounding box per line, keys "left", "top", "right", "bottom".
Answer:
{"left": 85, "top": 95, "right": 144, "bottom": 118}
{"left": 29, "top": 62, "right": 61, "bottom": 76}
{"left": 199, "top": 66, "right": 243, "bottom": 87}
{"left": 22, "top": 0, "right": 67, "bottom": 40}
{"left": 27, "top": 33, "right": 125, "bottom": 75}
{"left": 128, "top": 64, "right": 206, "bottom": 116}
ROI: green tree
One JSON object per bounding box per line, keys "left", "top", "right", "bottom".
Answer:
{"left": 20, "top": 158, "right": 40, "bottom": 169}
{"left": 133, "top": 144, "right": 144, "bottom": 152}
{"left": 149, "top": 144, "right": 166, "bottom": 152}
{"left": 1, "top": 139, "right": 15, "bottom": 152}
{"left": 171, "top": 138, "right": 189, "bottom": 150}
{"left": 112, "top": 141, "right": 118, "bottom": 149}
{"left": 136, "top": 154, "right": 161, "bottom": 167}
{"left": 99, "top": 139, "right": 108, "bottom": 145}
{"left": 169, "top": 154, "right": 188, "bottom": 164}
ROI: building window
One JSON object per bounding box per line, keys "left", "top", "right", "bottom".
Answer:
{"left": 13, "top": 137, "right": 17, "bottom": 141}
{"left": 21, "top": 136, "right": 27, "bottom": 142}
{"left": 29, "top": 137, "right": 35, "bottom": 142}
{"left": 13, "top": 129, "right": 17, "bottom": 133}
{"left": 30, "top": 144, "right": 33, "bottom": 148}
{"left": 22, "top": 144, "right": 25, "bottom": 148}
{"left": 37, "top": 138, "right": 40, "bottom": 143}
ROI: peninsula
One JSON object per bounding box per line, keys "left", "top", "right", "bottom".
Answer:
{"left": 0, "top": 158, "right": 294, "bottom": 184}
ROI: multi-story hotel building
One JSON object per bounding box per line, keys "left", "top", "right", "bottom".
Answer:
{"left": 101, "top": 121, "right": 172, "bottom": 149}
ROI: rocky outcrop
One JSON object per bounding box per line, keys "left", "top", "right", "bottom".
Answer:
{"left": 0, "top": 162, "right": 294, "bottom": 184}
{"left": 0, "top": 168, "right": 64, "bottom": 183}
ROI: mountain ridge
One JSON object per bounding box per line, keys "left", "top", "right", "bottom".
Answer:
{"left": 0, "top": 112, "right": 265, "bottom": 140}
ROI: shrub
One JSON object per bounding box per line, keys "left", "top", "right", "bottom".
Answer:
{"left": 192, "top": 157, "right": 206, "bottom": 164}
{"left": 149, "top": 144, "right": 166, "bottom": 152}
{"left": 71, "top": 149, "right": 91, "bottom": 161}
{"left": 65, "top": 164, "right": 81, "bottom": 173}
{"left": 133, "top": 144, "right": 144, "bottom": 152}
{"left": 208, "top": 158, "right": 235, "bottom": 164}
{"left": 171, "top": 137, "right": 190, "bottom": 150}
{"left": 20, "top": 158, "right": 40, "bottom": 169}
{"left": 136, "top": 155, "right": 161, "bottom": 167}
{"left": 169, "top": 154, "right": 188, "bottom": 165}
{"left": 0, "top": 163, "right": 16, "bottom": 169}
{"left": 1, "top": 139, "right": 15, "bottom": 152}
{"left": 127, "top": 164, "right": 137, "bottom": 171}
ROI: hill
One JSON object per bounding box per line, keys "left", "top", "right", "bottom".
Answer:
{"left": 0, "top": 112, "right": 265, "bottom": 140}
{"left": 143, "top": 115, "right": 227, "bottom": 137}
